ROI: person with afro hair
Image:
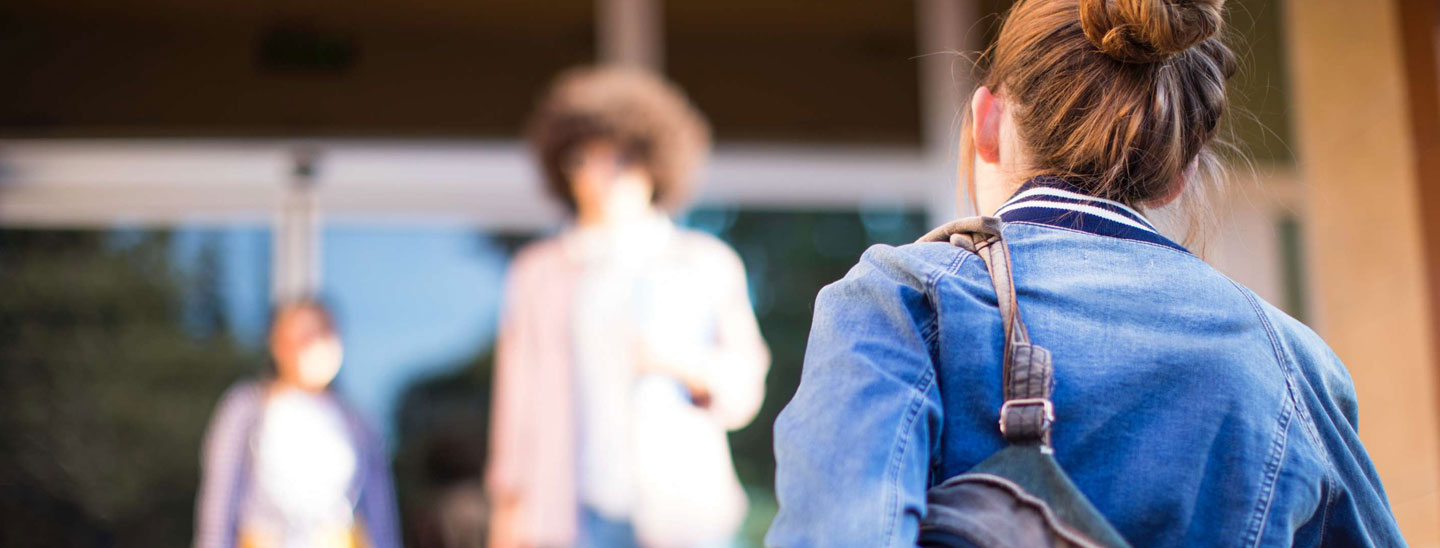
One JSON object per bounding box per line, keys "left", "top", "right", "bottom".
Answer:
{"left": 485, "top": 67, "right": 770, "bottom": 548}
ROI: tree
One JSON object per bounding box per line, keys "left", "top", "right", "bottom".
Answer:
{"left": 0, "top": 229, "right": 261, "bottom": 548}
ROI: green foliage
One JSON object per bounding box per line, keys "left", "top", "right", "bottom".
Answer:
{"left": 0, "top": 229, "right": 261, "bottom": 548}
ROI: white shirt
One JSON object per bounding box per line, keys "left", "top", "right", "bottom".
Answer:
{"left": 571, "top": 214, "right": 727, "bottom": 519}
{"left": 245, "top": 389, "right": 359, "bottom": 548}
{"left": 569, "top": 214, "right": 667, "bottom": 518}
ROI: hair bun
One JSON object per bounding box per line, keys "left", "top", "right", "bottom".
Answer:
{"left": 1079, "top": 0, "right": 1225, "bottom": 64}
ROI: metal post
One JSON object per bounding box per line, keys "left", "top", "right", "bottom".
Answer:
{"left": 271, "top": 148, "right": 322, "bottom": 303}
{"left": 598, "top": 0, "right": 663, "bottom": 70}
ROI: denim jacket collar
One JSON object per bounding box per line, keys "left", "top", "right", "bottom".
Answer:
{"left": 996, "top": 177, "right": 1189, "bottom": 253}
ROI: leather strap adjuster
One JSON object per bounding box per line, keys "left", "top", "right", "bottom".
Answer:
{"left": 999, "top": 397, "right": 1055, "bottom": 439}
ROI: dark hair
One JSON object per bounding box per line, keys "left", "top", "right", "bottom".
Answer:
{"left": 964, "top": 0, "right": 1238, "bottom": 240}
{"left": 526, "top": 66, "right": 711, "bottom": 213}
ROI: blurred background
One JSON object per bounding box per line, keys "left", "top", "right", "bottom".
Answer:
{"left": 2, "top": 0, "right": 1439, "bottom": 546}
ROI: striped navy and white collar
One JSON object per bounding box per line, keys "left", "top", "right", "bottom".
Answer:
{"left": 996, "top": 177, "right": 1188, "bottom": 253}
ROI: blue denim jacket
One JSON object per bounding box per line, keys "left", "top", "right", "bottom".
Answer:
{"left": 768, "top": 180, "right": 1404, "bottom": 547}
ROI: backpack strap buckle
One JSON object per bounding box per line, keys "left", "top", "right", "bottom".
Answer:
{"left": 999, "top": 398, "right": 1055, "bottom": 443}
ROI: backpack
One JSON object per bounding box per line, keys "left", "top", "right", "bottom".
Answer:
{"left": 914, "top": 216, "right": 1132, "bottom": 548}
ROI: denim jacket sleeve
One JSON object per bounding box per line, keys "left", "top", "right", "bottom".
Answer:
{"left": 1261, "top": 303, "right": 1406, "bottom": 546}
{"left": 767, "top": 244, "right": 947, "bottom": 548}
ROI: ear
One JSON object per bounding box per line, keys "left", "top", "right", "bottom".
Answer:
{"left": 971, "top": 86, "right": 1003, "bottom": 165}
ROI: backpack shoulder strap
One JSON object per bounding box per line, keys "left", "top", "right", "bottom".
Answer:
{"left": 919, "top": 216, "right": 1055, "bottom": 447}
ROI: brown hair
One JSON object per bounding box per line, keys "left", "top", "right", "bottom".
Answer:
{"left": 526, "top": 66, "right": 711, "bottom": 213}
{"left": 963, "top": 0, "right": 1238, "bottom": 240}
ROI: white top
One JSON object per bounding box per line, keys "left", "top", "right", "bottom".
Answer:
{"left": 245, "top": 388, "right": 359, "bottom": 548}
{"left": 571, "top": 214, "right": 732, "bottom": 519}
{"left": 569, "top": 214, "right": 671, "bottom": 518}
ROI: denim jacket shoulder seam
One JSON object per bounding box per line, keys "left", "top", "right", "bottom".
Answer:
{"left": 1236, "top": 292, "right": 1347, "bottom": 543}
{"left": 1226, "top": 279, "right": 1335, "bottom": 546}
{"left": 1228, "top": 281, "right": 1329, "bottom": 450}
{"left": 882, "top": 361, "right": 937, "bottom": 547}
{"left": 943, "top": 246, "right": 971, "bottom": 276}
{"left": 922, "top": 244, "right": 970, "bottom": 298}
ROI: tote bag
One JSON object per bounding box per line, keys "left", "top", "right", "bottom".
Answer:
{"left": 628, "top": 265, "right": 748, "bottom": 548}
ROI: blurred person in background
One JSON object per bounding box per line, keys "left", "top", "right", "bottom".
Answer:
{"left": 195, "top": 299, "right": 399, "bottom": 548}
{"left": 486, "top": 67, "right": 770, "bottom": 548}
{"left": 768, "top": 0, "right": 1403, "bottom": 546}
{"left": 407, "top": 431, "right": 489, "bottom": 548}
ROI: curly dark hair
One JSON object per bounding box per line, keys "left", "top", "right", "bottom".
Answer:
{"left": 526, "top": 66, "right": 711, "bottom": 213}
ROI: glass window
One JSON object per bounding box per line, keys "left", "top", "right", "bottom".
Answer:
{"left": 0, "top": 209, "right": 926, "bottom": 547}
{"left": 683, "top": 206, "right": 929, "bottom": 544}
{"left": 318, "top": 225, "right": 510, "bottom": 439}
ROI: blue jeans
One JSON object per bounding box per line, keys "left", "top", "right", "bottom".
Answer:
{"left": 576, "top": 506, "right": 638, "bottom": 548}
{"left": 575, "top": 506, "right": 734, "bottom": 548}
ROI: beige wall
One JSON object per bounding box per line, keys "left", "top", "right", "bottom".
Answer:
{"left": 1285, "top": 0, "right": 1440, "bottom": 544}
{"left": 1202, "top": 169, "right": 1298, "bottom": 311}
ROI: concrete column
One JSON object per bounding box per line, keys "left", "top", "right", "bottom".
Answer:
{"left": 916, "top": 0, "right": 982, "bottom": 224}
{"left": 271, "top": 149, "right": 322, "bottom": 303}
{"left": 1285, "top": 0, "right": 1440, "bottom": 543}
{"left": 597, "top": 0, "right": 663, "bottom": 71}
